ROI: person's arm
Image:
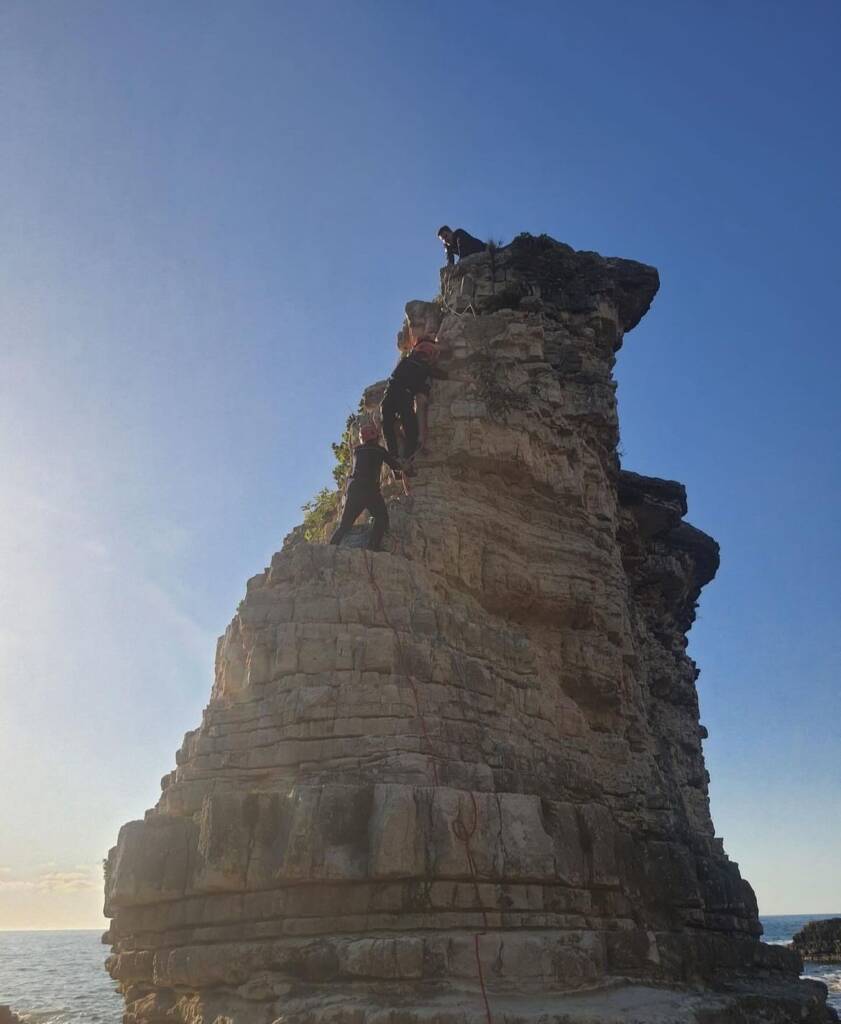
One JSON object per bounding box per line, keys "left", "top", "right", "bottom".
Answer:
{"left": 381, "top": 449, "right": 404, "bottom": 474}
{"left": 455, "top": 229, "right": 477, "bottom": 260}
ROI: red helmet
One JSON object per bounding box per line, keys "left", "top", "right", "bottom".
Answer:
{"left": 413, "top": 339, "right": 439, "bottom": 362}
{"left": 359, "top": 422, "right": 379, "bottom": 443}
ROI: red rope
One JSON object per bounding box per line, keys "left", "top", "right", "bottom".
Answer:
{"left": 473, "top": 934, "right": 493, "bottom": 1024}
{"left": 362, "top": 548, "right": 439, "bottom": 786}
{"left": 453, "top": 792, "right": 493, "bottom": 1024}
{"left": 360, "top": 548, "right": 492, "bottom": 1024}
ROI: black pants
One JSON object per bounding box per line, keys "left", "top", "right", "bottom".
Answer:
{"left": 329, "top": 482, "right": 389, "bottom": 551}
{"left": 380, "top": 387, "right": 418, "bottom": 460}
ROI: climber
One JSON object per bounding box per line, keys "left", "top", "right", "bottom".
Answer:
{"left": 380, "top": 339, "right": 446, "bottom": 464}
{"left": 329, "top": 422, "right": 405, "bottom": 552}
{"left": 437, "top": 225, "right": 486, "bottom": 266}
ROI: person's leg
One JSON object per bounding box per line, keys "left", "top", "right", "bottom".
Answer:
{"left": 415, "top": 393, "right": 429, "bottom": 453}
{"left": 329, "top": 486, "right": 365, "bottom": 545}
{"left": 400, "top": 391, "right": 420, "bottom": 457}
{"left": 380, "top": 394, "right": 400, "bottom": 458}
{"left": 366, "top": 491, "right": 389, "bottom": 551}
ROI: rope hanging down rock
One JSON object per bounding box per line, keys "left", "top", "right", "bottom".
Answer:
{"left": 360, "top": 548, "right": 494, "bottom": 1024}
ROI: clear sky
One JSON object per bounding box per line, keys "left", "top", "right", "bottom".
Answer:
{"left": 0, "top": 0, "right": 839, "bottom": 929}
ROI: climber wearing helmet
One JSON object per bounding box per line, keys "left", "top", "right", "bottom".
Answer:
{"left": 329, "top": 422, "right": 405, "bottom": 551}
{"left": 380, "top": 338, "right": 446, "bottom": 464}
{"left": 437, "top": 225, "right": 486, "bottom": 267}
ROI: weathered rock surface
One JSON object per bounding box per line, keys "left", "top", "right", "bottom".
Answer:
{"left": 0, "top": 1007, "right": 23, "bottom": 1024}
{"left": 793, "top": 919, "right": 841, "bottom": 962}
{"left": 104, "top": 235, "right": 834, "bottom": 1023}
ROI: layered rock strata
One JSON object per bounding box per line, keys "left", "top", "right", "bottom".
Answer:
{"left": 793, "top": 919, "right": 841, "bottom": 962}
{"left": 104, "top": 235, "right": 834, "bottom": 1023}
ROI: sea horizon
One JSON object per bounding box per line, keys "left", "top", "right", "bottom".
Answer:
{"left": 1, "top": 915, "right": 839, "bottom": 1023}
{"left": 4, "top": 911, "right": 839, "bottom": 932}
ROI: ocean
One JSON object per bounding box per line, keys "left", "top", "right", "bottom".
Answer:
{"left": 762, "top": 914, "right": 841, "bottom": 1012}
{"left": 0, "top": 917, "right": 839, "bottom": 1022}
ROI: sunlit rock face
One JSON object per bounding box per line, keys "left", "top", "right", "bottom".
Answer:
{"left": 104, "top": 235, "right": 833, "bottom": 1024}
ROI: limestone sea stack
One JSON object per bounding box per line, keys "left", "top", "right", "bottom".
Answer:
{"left": 793, "top": 919, "right": 841, "bottom": 962}
{"left": 104, "top": 235, "right": 835, "bottom": 1023}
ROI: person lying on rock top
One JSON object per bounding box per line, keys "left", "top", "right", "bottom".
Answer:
{"left": 329, "top": 423, "right": 406, "bottom": 552}
{"left": 437, "top": 225, "right": 486, "bottom": 266}
{"left": 380, "top": 339, "right": 446, "bottom": 465}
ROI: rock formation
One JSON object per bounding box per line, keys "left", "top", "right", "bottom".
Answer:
{"left": 793, "top": 919, "right": 841, "bottom": 962}
{"left": 104, "top": 235, "right": 835, "bottom": 1023}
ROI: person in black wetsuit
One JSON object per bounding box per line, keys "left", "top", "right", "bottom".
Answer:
{"left": 330, "top": 422, "right": 404, "bottom": 551}
{"left": 437, "top": 225, "right": 486, "bottom": 266}
{"left": 380, "top": 339, "right": 446, "bottom": 462}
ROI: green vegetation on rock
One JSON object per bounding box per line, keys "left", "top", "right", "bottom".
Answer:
{"left": 301, "top": 401, "right": 366, "bottom": 541}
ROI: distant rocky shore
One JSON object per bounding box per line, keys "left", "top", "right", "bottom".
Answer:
{"left": 794, "top": 919, "right": 841, "bottom": 961}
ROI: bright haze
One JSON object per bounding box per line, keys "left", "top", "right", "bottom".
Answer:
{"left": 1, "top": 1, "right": 839, "bottom": 929}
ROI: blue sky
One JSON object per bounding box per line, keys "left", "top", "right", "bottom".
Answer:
{"left": 0, "top": 0, "right": 838, "bottom": 927}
